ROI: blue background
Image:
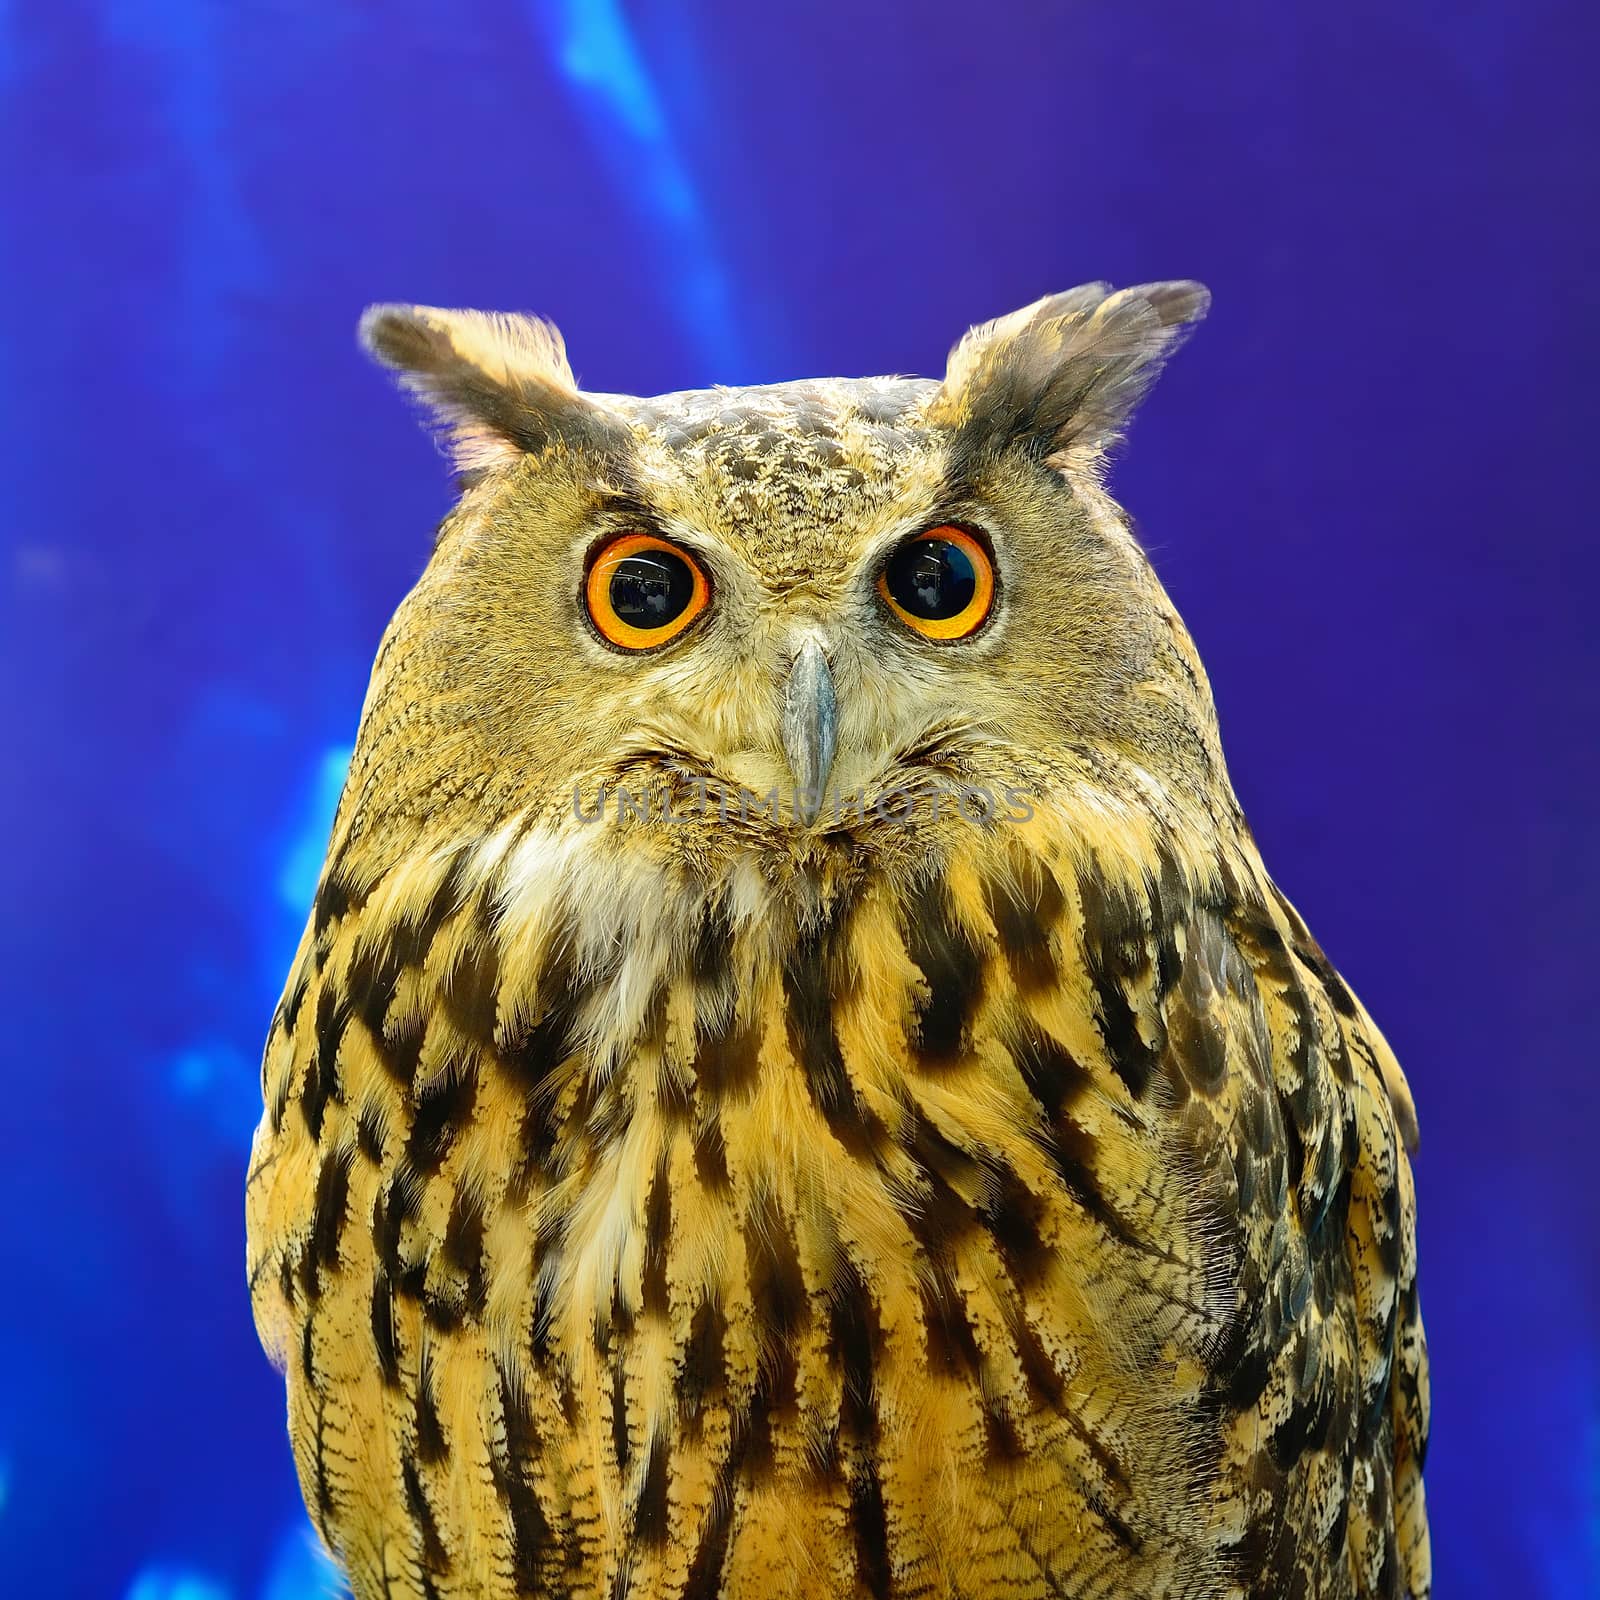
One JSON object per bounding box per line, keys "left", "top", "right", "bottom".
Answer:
{"left": 3, "top": 2, "right": 1596, "bottom": 1595}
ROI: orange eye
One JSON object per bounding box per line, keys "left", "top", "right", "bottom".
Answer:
{"left": 585, "top": 532, "right": 710, "bottom": 650}
{"left": 877, "top": 525, "right": 995, "bottom": 640}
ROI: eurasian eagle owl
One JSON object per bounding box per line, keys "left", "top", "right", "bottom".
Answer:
{"left": 247, "top": 282, "right": 1430, "bottom": 1599}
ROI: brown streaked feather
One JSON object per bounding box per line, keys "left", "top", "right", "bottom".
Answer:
{"left": 248, "top": 791, "right": 1428, "bottom": 1598}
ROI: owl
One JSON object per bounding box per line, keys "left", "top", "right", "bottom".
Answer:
{"left": 246, "top": 282, "right": 1430, "bottom": 1600}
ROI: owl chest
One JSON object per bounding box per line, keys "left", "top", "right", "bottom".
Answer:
{"left": 455, "top": 960, "right": 1220, "bottom": 1590}
{"left": 267, "top": 872, "right": 1239, "bottom": 1596}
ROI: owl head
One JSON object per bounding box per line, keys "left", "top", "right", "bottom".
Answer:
{"left": 336, "top": 283, "right": 1220, "bottom": 899}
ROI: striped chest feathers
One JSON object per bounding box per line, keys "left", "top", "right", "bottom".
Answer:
{"left": 249, "top": 814, "right": 1239, "bottom": 1596}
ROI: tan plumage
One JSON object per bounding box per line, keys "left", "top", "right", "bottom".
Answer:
{"left": 246, "top": 282, "right": 1430, "bottom": 1598}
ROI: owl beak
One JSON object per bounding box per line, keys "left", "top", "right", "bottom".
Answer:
{"left": 782, "top": 637, "right": 837, "bottom": 826}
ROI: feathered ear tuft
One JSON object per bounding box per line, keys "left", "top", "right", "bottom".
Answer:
{"left": 358, "top": 304, "right": 612, "bottom": 477}
{"left": 931, "top": 280, "right": 1210, "bottom": 476}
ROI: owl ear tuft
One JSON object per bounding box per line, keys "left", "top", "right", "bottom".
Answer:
{"left": 932, "top": 280, "right": 1209, "bottom": 475}
{"left": 359, "top": 304, "right": 612, "bottom": 478}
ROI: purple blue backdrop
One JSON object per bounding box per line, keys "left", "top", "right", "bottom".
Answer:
{"left": 2, "top": 3, "right": 1596, "bottom": 1596}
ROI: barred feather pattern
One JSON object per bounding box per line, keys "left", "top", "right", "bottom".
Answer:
{"left": 246, "top": 794, "right": 1429, "bottom": 1599}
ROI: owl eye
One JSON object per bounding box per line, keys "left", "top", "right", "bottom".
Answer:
{"left": 585, "top": 532, "right": 710, "bottom": 650}
{"left": 877, "top": 526, "right": 995, "bottom": 640}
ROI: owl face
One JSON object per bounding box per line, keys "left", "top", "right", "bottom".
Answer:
{"left": 347, "top": 285, "right": 1218, "bottom": 882}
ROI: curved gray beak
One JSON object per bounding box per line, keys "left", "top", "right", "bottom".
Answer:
{"left": 781, "top": 637, "right": 837, "bottom": 825}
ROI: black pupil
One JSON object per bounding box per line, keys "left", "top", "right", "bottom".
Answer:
{"left": 609, "top": 549, "right": 695, "bottom": 630}
{"left": 885, "top": 537, "right": 977, "bottom": 621}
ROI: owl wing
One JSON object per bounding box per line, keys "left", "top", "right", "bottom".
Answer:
{"left": 245, "top": 849, "right": 562, "bottom": 1599}
{"left": 1233, "top": 884, "right": 1431, "bottom": 1600}
{"left": 1077, "top": 862, "right": 1431, "bottom": 1598}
